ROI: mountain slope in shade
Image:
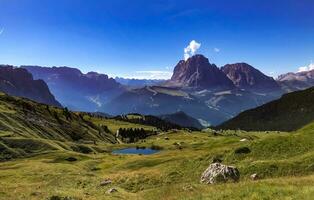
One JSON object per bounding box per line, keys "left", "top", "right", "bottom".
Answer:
{"left": 216, "top": 86, "right": 314, "bottom": 131}
{"left": 102, "top": 86, "right": 229, "bottom": 125}
{"left": 0, "top": 65, "right": 61, "bottom": 107}
{"left": 23, "top": 66, "right": 124, "bottom": 111}
{"left": 166, "top": 54, "right": 234, "bottom": 90}
{"left": 277, "top": 70, "right": 314, "bottom": 92}
{"left": 115, "top": 77, "right": 165, "bottom": 88}
{"left": 222, "top": 63, "right": 280, "bottom": 91}
{"left": 159, "top": 111, "right": 204, "bottom": 129}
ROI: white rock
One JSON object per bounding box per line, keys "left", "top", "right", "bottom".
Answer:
{"left": 200, "top": 163, "right": 240, "bottom": 184}
{"left": 240, "top": 138, "right": 248, "bottom": 142}
{"left": 100, "top": 179, "right": 112, "bottom": 186}
{"left": 250, "top": 173, "right": 258, "bottom": 180}
{"left": 106, "top": 188, "right": 117, "bottom": 194}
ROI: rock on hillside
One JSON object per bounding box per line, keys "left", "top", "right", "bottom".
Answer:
{"left": 200, "top": 163, "right": 240, "bottom": 184}
{"left": 0, "top": 65, "right": 61, "bottom": 107}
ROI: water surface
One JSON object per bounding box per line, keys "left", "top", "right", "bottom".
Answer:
{"left": 112, "top": 148, "right": 159, "bottom": 155}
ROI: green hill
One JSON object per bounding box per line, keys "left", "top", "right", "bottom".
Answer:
{"left": 0, "top": 93, "right": 157, "bottom": 161}
{"left": 216, "top": 87, "right": 314, "bottom": 131}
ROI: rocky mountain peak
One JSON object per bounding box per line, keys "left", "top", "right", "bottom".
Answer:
{"left": 222, "top": 63, "right": 280, "bottom": 91}
{"left": 168, "top": 54, "right": 234, "bottom": 89}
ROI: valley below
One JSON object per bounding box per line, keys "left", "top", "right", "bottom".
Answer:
{"left": 1, "top": 128, "right": 314, "bottom": 200}
{"left": 0, "top": 91, "right": 313, "bottom": 200}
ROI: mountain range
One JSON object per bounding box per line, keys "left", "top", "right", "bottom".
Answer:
{"left": 1, "top": 54, "right": 314, "bottom": 126}
{"left": 277, "top": 69, "right": 314, "bottom": 92}
{"left": 22, "top": 66, "right": 124, "bottom": 111}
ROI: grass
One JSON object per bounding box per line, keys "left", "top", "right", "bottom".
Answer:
{"left": 0, "top": 126, "right": 313, "bottom": 199}
{"left": 0, "top": 92, "right": 313, "bottom": 199}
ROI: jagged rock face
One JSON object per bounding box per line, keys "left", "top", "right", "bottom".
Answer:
{"left": 277, "top": 70, "right": 314, "bottom": 92}
{"left": 0, "top": 65, "right": 61, "bottom": 107}
{"left": 22, "top": 66, "right": 124, "bottom": 111}
{"left": 23, "top": 66, "right": 121, "bottom": 94}
{"left": 200, "top": 163, "right": 240, "bottom": 184}
{"left": 222, "top": 63, "right": 280, "bottom": 91}
{"left": 169, "top": 55, "right": 234, "bottom": 89}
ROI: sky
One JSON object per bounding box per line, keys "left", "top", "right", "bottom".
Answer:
{"left": 0, "top": 0, "right": 314, "bottom": 79}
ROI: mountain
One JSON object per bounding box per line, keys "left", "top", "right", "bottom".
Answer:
{"left": 22, "top": 66, "right": 124, "bottom": 111}
{"left": 115, "top": 77, "right": 165, "bottom": 88}
{"left": 222, "top": 63, "right": 280, "bottom": 92}
{"left": 216, "top": 86, "right": 314, "bottom": 131}
{"left": 159, "top": 111, "right": 204, "bottom": 129}
{"left": 0, "top": 65, "right": 61, "bottom": 107}
{"left": 102, "top": 86, "right": 230, "bottom": 125}
{"left": 277, "top": 70, "right": 314, "bottom": 92}
{"left": 166, "top": 54, "right": 234, "bottom": 90}
{"left": 103, "top": 55, "right": 284, "bottom": 125}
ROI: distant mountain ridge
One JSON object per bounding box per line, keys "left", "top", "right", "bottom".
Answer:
{"left": 115, "top": 77, "right": 165, "bottom": 88}
{"left": 23, "top": 66, "right": 124, "bottom": 111}
{"left": 0, "top": 65, "right": 61, "bottom": 107}
{"left": 277, "top": 69, "right": 314, "bottom": 92}
{"left": 217, "top": 86, "right": 314, "bottom": 131}
{"left": 103, "top": 55, "right": 284, "bottom": 125}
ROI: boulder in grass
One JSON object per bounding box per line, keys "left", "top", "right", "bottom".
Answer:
{"left": 106, "top": 188, "right": 117, "bottom": 194}
{"left": 250, "top": 173, "right": 259, "bottom": 180}
{"left": 100, "top": 179, "right": 112, "bottom": 186}
{"left": 200, "top": 163, "right": 240, "bottom": 184}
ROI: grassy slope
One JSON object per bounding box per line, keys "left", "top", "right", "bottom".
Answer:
{"left": 217, "top": 86, "right": 314, "bottom": 131}
{"left": 0, "top": 122, "right": 313, "bottom": 199}
{"left": 0, "top": 93, "right": 156, "bottom": 161}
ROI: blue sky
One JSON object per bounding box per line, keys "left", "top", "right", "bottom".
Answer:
{"left": 0, "top": 0, "right": 313, "bottom": 79}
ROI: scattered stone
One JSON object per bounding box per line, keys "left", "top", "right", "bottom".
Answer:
{"left": 106, "top": 188, "right": 117, "bottom": 194}
{"left": 100, "top": 179, "right": 112, "bottom": 186}
{"left": 182, "top": 185, "right": 193, "bottom": 191}
{"left": 65, "top": 157, "right": 77, "bottom": 162}
{"left": 200, "top": 163, "right": 240, "bottom": 184}
{"left": 240, "top": 138, "right": 248, "bottom": 142}
{"left": 250, "top": 173, "right": 259, "bottom": 180}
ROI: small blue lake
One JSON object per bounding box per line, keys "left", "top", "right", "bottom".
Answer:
{"left": 112, "top": 148, "right": 160, "bottom": 155}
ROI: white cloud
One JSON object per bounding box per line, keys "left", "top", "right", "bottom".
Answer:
{"left": 298, "top": 62, "right": 314, "bottom": 72}
{"left": 184, "top": 40, "right": 201, "bottom": 61}
{"left": 214, "top": 48, "right": 220, "bottom": 53}
{"left": 0, "top": 28, "right": 4, "bottom": 35}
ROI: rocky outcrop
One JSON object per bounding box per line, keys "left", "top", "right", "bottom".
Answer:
{"left": 222, "top": 63, "right": 280, "bottom": 91}
{"left": 200, "top": 163, "right": 240, "bottom": 184}
{"left": 167, "top": 55, "right": 234, "bottom": 90}
{"left": 0, "top": 65, "right": 61, "bottom": 107}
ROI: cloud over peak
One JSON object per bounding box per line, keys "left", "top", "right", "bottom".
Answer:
{"left": 298, "top": 62, "right": 314, "bottom": 72}
{"left": 184, "top": 40, "right": 201, "bottom": 61}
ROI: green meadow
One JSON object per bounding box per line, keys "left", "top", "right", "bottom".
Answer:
{"left": 0, "top": 93, "right": 313, "bottom": 199}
